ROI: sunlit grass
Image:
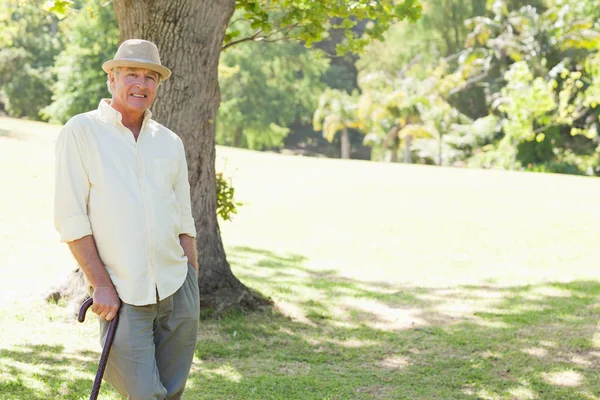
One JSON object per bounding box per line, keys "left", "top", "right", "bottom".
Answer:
{"left": 2, "top": 116, "right": 600, "bottom": 399}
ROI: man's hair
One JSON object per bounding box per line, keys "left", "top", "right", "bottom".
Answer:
{"left": 106, "top": 67, "right": 161, "bottom": 95}
{"left": 106, "top": 67, "right": 120, "bottom": 95}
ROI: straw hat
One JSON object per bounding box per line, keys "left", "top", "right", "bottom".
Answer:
{"left": 102, "top": 39, "right": 172, "bottom": 80}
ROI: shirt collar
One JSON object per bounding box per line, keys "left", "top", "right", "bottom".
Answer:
{"left": 98, "top": 99, "right": 153, "bottom": 127}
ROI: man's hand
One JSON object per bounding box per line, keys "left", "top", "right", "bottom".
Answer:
{"left": 179, "top": 234, "right": 199, "bottom": 272}
{"left": 67, "top": 235, "right": 121, "bottom": 320}
{"left": 92, "top": 285, "right": 121, "bottom": 321}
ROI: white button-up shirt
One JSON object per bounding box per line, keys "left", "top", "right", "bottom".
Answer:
{"left": 54, "top": 100, "right": 197, "bottom": 306}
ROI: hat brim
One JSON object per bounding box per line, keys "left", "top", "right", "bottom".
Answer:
{"left": 103, "top": 59, "right": 171, "bottom": 80}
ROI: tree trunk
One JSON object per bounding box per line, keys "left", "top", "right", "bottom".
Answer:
{"left": 450, "top": 4, "right": 459, "bottom": 55}
{"left": 381, "top": 125, "right": 399, "bottom": 163}
{"left": 438, "top": 136, "right": 443, "bottom": 166}
{"left": 510, "top": 138, "right": 518, "bottom": 171}
{"left": 232, "top": 128, "right": 242, "bottom": 147}
{"left": 47, "top": 0, "right": 272, "bottom": 317}
{"left": 340, "top": 126, "right": 351, "bottom": 159}
{"left": 404, "top": 134, "right": 412, "bottom": 164}
{"left": 390, "top": 140, "right": 399, "bottom": 163}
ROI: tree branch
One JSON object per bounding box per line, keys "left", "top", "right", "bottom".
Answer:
{"left": 227, "top": 17, "right": 247, "bottom": 28}
{"left": 448, "top": 71, "right": 490, "bottom": 95}
{"left": 222, "top": 29, "right": 263, "bottom": 50}
{"left": 262, "top": 22, "right": 300, "bottom": 42}
{"left": 443, "top": 50, "right": 463, "bottom": 64}
{"left": 398, "top": 54, "right": 423, "bottom": 79}
{"left": 382, "top": 125, "right": 400, "bottom": 150}
{"left": 221, "top": 23, "right": 301, "bottom": 51}
{"left": 532, "top": 105, "right": 590, "bottom": 134}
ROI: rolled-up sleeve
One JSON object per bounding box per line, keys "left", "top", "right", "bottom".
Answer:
{"left": 174, "top": 139, "right": 196, "bottom": 238}
{"left": 54, "top": 119, "right": 93, "bottom": 242}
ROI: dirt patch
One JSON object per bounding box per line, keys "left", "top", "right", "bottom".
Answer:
{"left": 377, "top": 355, "right": 409, "bottom": 370}
{"left": 277, "top": 361, "right": 311, "bottom": 375}
{"left": 542, "top": 370, "right": 584, "bottom": 387}
{"left": 354, "top": 385, "right": 397, "bottom": 399}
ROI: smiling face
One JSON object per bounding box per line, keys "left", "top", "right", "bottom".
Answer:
{"left": 108, "top": 67, "right": 160, "bottom": 119}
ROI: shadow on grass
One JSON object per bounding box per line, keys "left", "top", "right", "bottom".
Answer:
{"left": 2, "top": 246, "right": 598, "bottom": 399}
{"left": 0, "top": 344, "right": 119, "bottom": 399}
{"left": 187, "top": 246, "right": 600, "bottom": 400}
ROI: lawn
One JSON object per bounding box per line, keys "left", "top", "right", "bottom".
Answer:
{"left": 1, "top": 116, "right": 600, "bottom": 399}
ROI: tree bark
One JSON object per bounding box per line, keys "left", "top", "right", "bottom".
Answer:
{"left": 114, "top": 0, "right": 273, "bottom": 315}
{"left": 438, "top": 136, "right": 443, "bottom": 166}
{"left": 390, "top": 142, "right": 399, "bottom": 163}
{"left": 340, "top": 126, "right": 351, "bottom": 159}
{"left": 511, "top": 138, "right": 518, "bottom": 171}
{"left": 403, "top": 134, "right": 413, "bottom": 164}
{"left": 47, "top": 0, "right": 272, "bottom": 317}
{"left": 451, "top": 3, "right": 460, "bottom": 56}
{"left": 381, "top": 125, "right": 399, "bottom": 162}
{"left": 232, "top": 128, "right": 242, "bottom": 147}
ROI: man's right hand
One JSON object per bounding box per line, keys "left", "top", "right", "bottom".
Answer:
{"left": 92, "top": 285, "right": 121, "bottom": 321}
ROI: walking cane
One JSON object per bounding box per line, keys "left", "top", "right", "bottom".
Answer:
{"left": 78, "top": 297, "right": 120, "bottom": 400}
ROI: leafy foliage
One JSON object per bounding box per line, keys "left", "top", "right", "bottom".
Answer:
{"left": 41, "top": 0, "right": 119, "bottom": 123}
{"left": 355, "top": 0, "right": 600, "bottom": 173}
{"left": 313, "top": 88, "right": 364, "bottom": 158}
{"left": 0, "top": 1, "right": 63, "bottom": 119}
{"left": 11, "top": 0, "right": 600, "bottom": 175}
{"left": 357, "top": 64, "right": 490, "bottom": 164}
{"left": 43, "top": 0, "right": 75, "bottom": 19}
{"left": 358, "top": 0, "right": 482, "bottom": 75}
{"left": 217, "top": 31, "right": 329, "bottom": 150}
{"left": 457, "top": 0, "right": 600, "bottom": 171}
{"left": 229, "top": 0, "right": 422, "bottom": 53}
{"left": 492, "top": 62, "right": 557, "bottom": 168}
{"left": 313, "top": 88, "right": 363, "bottom": 143}
{"left": 215, "top": 172, "right": 241, "bottom": 221}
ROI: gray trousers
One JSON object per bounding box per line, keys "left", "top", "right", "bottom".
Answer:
{"left": 98, "top": 263, "right": 200, "bottom": 400}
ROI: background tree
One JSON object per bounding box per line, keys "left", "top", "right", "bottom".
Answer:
{"left": 41, "top": 0, "right": 119, "bottom": 123}
{"left": 0, "top": 1, "right": 63, "bottom": 119}
{"left": 358, "top": 60, "right": 471, "bottom": 164}
{"left": 15, "top": 0, "right": 599, "bottom": 314}
{"left": 357, "top": 0, "right": 599, "bottom": 172}
{"left": 410, "top": 97, "right": 473, "bottom": 166}
{"left": 359, "top": 70, "right": 431, "bottom": 162}
{"left": 217, "top": 35, "right": 329, "bottom": 150}
{"left": 462, "top": 0, "right": 600, "bottom": 172}
{"left": 494, "top": 61, "right": 557, "bottom": 169}
{"left": 313, "top": 88, "right": 363, "bottom": 159}
{"left": 357, "top": 0, "right": 482, "bottom": 75}
{"left": 42, "top": 0, "right": 422, "bottom": 315}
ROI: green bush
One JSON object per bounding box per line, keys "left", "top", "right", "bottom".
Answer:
{"left": 216, "top": 172, "right": 241, "bottom": 221}
{"left": 524, "top": 162, "right": 585, "bottom": 176}
{"left": 2, "top": 65, "right": 53, "bottom": 120}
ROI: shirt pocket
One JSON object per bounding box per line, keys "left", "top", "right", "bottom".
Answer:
{"left": 153, "top": 158, "right": 178, "bottom": 195}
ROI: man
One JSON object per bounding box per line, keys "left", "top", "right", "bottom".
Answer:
{"left": 54, "top": 39, "right": 199, "bottom": 399}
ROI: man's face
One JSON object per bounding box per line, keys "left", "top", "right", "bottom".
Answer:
{"left": 110, "top": 67, "right": 160, "bottom": 116}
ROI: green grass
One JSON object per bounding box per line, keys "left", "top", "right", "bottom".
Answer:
{"left": 2, "top": 116, "right": 600, "bottom": 399}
